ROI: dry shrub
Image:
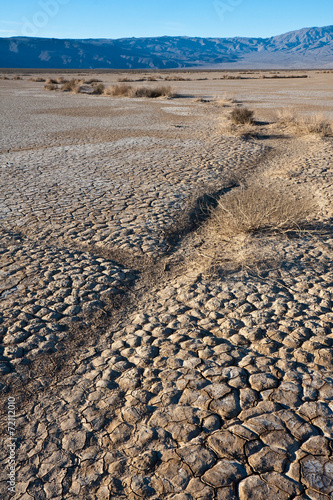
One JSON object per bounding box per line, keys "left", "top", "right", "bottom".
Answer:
{"left": 299, "top": 115, "right": 333, "bottom": 136}
{"left": 60, "top": 79, "right": 82, "bottom": 93}
{"left": 208, "top": 183, "right": 314, "bottom": 237}
{"left": 132, "top": 85, "right": 175, "bottom": 98}
{"left": 230, "top": 107, "right": 254, "bottom": 124}
{"left": 104, "top": 84, "right": 176, "bottom": 98}
{"left": 44, "top": 83, "right": 57, "bottom": 91}
{"left": 219, "top": 119, "right": 258, "bottom": 138}
{"left": 195, "top": 98, "right": 213, "bottom": 104}
{"left": 29, "top": 77, "right": 45, "bottom": 82}
{"left": 276, "top": 108, "right": 298, "bottom": 126}
{"left": 73, "top": 85, "right": 83, "bottom": 94}
{"left": 56, "top": 76, "right": 67, "bottom": 84}
{"left": 164, "top": 76, "right": 191, "bottom": 81}
{"left": 195, "top": 182, "right": 316, "bottom": 275}
{"left": 276, "top": 109, "right": 333, "bottom": 137}
{"left": 91, "top": 83, "right": 105, "bottom": 94}
{"left": 193, "top": 234, "right": 282, "bottom": 276}
{"left": 85, "top": 78, "right": 102, "bottom": 84}
{"left": 104, "top": 84, "right": 132, "bottom": 96}
{"left": 45, "top": 78, "right": 57, "bottom": 84}
{"left": 214, "top": 94, "right": 236, "bottom": 107}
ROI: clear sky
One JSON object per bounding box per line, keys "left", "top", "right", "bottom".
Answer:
{"left": 1, "top": 0, "right": 333, "bottom": 39}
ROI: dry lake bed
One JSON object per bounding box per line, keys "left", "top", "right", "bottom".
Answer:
{"left": 1, "top": 70, "right": 333, "bottom": 499}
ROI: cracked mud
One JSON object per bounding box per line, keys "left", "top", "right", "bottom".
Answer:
{"left": 1, "top": 72, "right": 333, "bottom": 500}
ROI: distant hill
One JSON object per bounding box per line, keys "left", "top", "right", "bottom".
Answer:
{"left": 1, "top": 25, "right": 333, "bottom": 69}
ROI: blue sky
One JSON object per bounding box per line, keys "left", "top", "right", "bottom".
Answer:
{"left": 1, "top": 0, "right": 333, "bottom": 39}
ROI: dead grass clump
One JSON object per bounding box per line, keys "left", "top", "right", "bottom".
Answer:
{"left": 164, "top": 76, "right": 191, "bottom": 81}
{"left": 132, "top": 85, "right": 175, "bottom": 98}
{"left": 195, "top": 97, "right": 211, "bottom": 103}
{"left": 44, "top": 83, "right": 57, "bottom": 91}
{"left": 45, "top": 78, "right": 57, "bottom": 84}
{"left": 60, "top": 79, "right": 82, "bottom": 93}
{"left": 300, "top": 115, "right": 333, "bottom": 136}
{"left": 223, "top": 122, "right": 259, "bottom": 138}
{"left": 91, "top": 83, "right": 105, "bottom": 94}
{"left": 104, "top": 84, "right": 132, "bottom": 96}
{"left": 208, "top": 183, "right": 314, "bottom": 237}
{"left": 104, "top": 84, "right": 176, "bottom": 98}
{"left": 29, "top": 77, "right": 46, "bottom": 82}
{"left": 214, "top": 93, "right": 237, "bottom": 107}
{"left": 85, "top": 78, "right": 102, "bottom": 84}
{"left": 194, "top": 182, "right": 316, "bottom": 275}
{"left": 276, "top": 110, "right": 333, "bottom": 137}
{"left": 230, "top": 107, "right": 254, "bottom": 125}
{"left": 73, "top": 85, "right": 83, "bottom": 94}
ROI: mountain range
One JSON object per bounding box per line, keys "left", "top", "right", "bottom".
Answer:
{"left": 1, "top": 25, "right": 333, "bottom": 69}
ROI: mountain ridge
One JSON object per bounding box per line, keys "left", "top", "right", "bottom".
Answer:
{"left": 1, "top": 25, "right": 333, "bottom": 69}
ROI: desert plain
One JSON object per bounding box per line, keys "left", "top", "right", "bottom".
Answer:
{"left": 0, "top": 69, "right": 333, "bottom": 499}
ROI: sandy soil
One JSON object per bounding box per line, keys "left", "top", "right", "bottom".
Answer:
{"left": 0, "top": 71, "right": 333, "bottom": 499}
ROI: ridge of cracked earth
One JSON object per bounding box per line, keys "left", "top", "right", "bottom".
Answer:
{"left": 1, "top": 89, "right": 333, "bottom": 500}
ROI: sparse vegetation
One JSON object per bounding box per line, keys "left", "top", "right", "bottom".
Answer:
{"left": 84, "top": 78, "right": 102, "bottom": 84}
{"left": 91, "top": 83, "right": 105, "bottom": 94}
{"left": 209, "top": 183, "right": 314, "bottom": 237}
{"left": 44, "top": 83, "right": 57, "bottom": 91}
{"left": 214, "top": 94, "right": 237, "bottom": 107}
{"left": 164, "top": 76, "right": 191, "bottom": 81}
{"left": 221, "top": 122, "right": 259, "bottom": 138}
{"left": 104, "top": 84, "right": 132, "bottom": 96}
{"left": 29, "top": 77, "right": 46, "bottom": 82}
{"left": 260, "top": 74, "right": 308, "bottom": 79}
{"left": 133, "top": 85, "right": 175, "bottom": 98}
{"left": 45, "top": 78, "right": 58, "bottom": 84}
{"left": 60, "top": 79, "right": 83, "bottom": 93}
{"left": 230, "top": 107, "right": 255, "bottom": 125}
{"left": 104, "top": 84, "right": 176, "bottom": 98}
{"left": 194, "top": 182, "right": 316, "bottom": 274}
{"left": 276, "top": 109, "right": 333, "bottom": 137}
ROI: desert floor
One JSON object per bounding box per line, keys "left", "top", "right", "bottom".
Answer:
{"left": 1, "top": 70, "right": 333, "bottom": 499}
